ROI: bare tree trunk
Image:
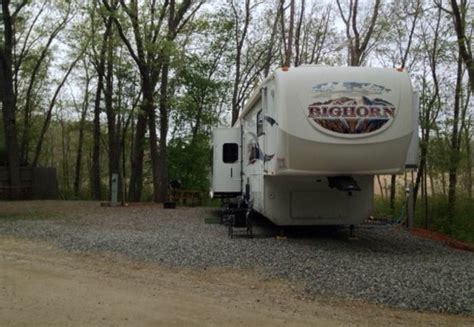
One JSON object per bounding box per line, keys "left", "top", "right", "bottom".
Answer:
{"left": 423, "top": 166, "right": 429, "bottom": 229}
{"left": 122, "top": 123, "right": 128, "bottom": 201}
{"left": 74, "top": 111, "right": 87, "bottom": 197}
{"left": 293, "top": 0, "right": 304, "bottom": 67}
{"left": 103, "top": 0, "right": 199, "bottom": 202}
{"left": 125, "top": 85, "right": 145, "bottom": 204}
{"left": 154, "top": 0, "right": 179, "bottom": 203}
{"left": 447, "top": 54, "right": 463, "bottom": 222}
{"left": 73, "top": 65, "right": 90, "bottom": 197}
{"left": 91, "top": 93, "right": 102, "bottom": 200}
{"left": 441, "top": 171, "right": 447, "bottom": 196}
{"left": 231, "top": 0, "right": 251, "bottom": 125}
{"left": 104, "top": 29, "right": 121, "bottom": 201}
{"left": 414, "top": 8, "right": 442, "bottom": 208}
{"left": 32, "top": 47, "right": 85, "bottom": 167}
{"left": 309, "top": 7, "right": 330, "bottom": 64}
{"left": 20, "top": 6, "right": 71, "bottom": 164}
{"left": 0, "top": 0, "right": 21, "bottom": 199}
{"left": 336, "top": 0, "right": 381, "bottom": 67}
{"left": 91, "top": 18, "right": 113, "bottom": 201}
{"left": 121, "top": 109, "right": 134, "bottom": 202}
{"left": 449, "top": 0, "right": 474, "bottom": 93}
{"left": 389, "top": 0, "right": 420, "bottom": 212}
{"left": 60, "top": 113, "right": 71, "bottom": 195}
{"left": 128, "top": 113, "right": 146, "bottom": 202}
{"left": 389, "top": 175, "right": 396, "bottom": 213}
{"left": 465, "top": 119, "right": 472, "bottom": 199}
{"left": 429, "top": 167, "right": 436, "bottom": 197}
{"left": 157, "top": 68, "right": 169, "bottom": 202}
{"left": 466, "top": 140, "right": 472, "bottom": 199}
{"left": 376, "top": 175, "right": 385, "bottom": 199}
{"left": 263, "top": 3, "right": 282, "bottom": 77}
{"left": 284, "top": 0, "right": 295, "bottom": 67}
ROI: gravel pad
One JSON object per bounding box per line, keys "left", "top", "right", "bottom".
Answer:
{"left": 0, "top": 205, "right": 473, "bottom": 314}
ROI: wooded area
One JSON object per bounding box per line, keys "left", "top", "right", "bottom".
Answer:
{"left": 0, "top": 0, "right": 472, "bottom": 240}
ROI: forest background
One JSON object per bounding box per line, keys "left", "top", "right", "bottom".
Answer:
{"left": 0, "top": 0, "right": 472, "bottom": 242}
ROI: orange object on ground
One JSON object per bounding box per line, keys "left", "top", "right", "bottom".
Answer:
{"left": 410, "top": 228, "right": 474, "bottom": 252}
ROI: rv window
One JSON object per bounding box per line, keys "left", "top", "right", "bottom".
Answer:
{"left": 257, "top": 110, "right": 263, "bottom": 136}
{"left": 223, "top": 143, "right": 238, "bottom": 163}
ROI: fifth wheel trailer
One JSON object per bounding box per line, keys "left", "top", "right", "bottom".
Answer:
{"left": 211, "top": 66, "right": 418, "bottom": 226}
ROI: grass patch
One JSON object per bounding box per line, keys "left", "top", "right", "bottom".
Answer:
{"left": 373, "top": 195, "right": 474, "bottom": 244}
{"left": 0, "top": 211, "right": 58, "bottom": 221}
{"left": 201, "top": 197, "right": 221, "bottom": 207}
{"left": 204, "top": 217, "right": 221, "bottom": 224}
{"left": 373, "top": 196, "right": 406, "bottom": 220}
{"left": 415, "top": 195, "right": 474, "bottom": 244}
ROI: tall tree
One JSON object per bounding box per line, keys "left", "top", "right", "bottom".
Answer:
{"left": 413, "top": 7, "right": 445, "bottom": 209}
{"left": 336, "top": 0, "right": 382, "bottom": 66}
{"left": 103, "top": 0, "right": 202, "bottom": 202}
{"left": 19, "top": 3, "right": 72, "bottom": 164}
{"left": 89, "top": 1, "right": 114, "bottom": 200}
{"left": 293, "top": 0, "right": 304, "bottom": 67}
{"left": 31, "top": 44, "right": 87, "bottom": 167}
{"left": 283, "top": 3, "right": 338, "bottom": 67}
{"left": 382, "top": 0, "right": 422, "bottom": 212}
{"left": 103, "top": 14, "right": 121, "bottom": 200}
{"left": 280, "top": 0, "right": 295, "bottom": 67}
{"left": 462, "top": 114, "right": 472, "bottom": 199}
{"left": 263, "top": 2, "right": 282, "bottom": 77}
{"left": 447, "top": 53, "right": 464, "bottom": 222}
{"left": 0, "top": 0, "right": 27, "bottom": 199}
{"left": 230, "top": 0, "right": 251, "bottom": 125}
{"left": 73, "top": 61, "right": 91, "bottom": 197}
{"left": 449, "top": 0, "right": 474, "bottom": 93}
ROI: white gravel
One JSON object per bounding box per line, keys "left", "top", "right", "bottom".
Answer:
{"left": 0, "top": 203, "right": 473, "bottom": 315}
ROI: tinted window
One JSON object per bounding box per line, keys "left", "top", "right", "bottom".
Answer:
{"left": 223, "top": 143, "right": 238, "bottom": 163}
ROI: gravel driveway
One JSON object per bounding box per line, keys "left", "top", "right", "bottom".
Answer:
{"left": 0, "top": 201, "right": 473, "bottom": 315}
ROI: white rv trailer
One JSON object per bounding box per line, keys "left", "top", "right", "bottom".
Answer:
{"left": 211, "top": 66, "right": 418, "bottom": 226}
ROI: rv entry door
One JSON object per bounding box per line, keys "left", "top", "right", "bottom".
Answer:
{"left": 212, "top": 128, "right": 242, "bottom": 196}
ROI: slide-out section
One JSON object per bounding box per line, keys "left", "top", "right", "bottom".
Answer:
{"left": 211, "top": 128, "right": 242, "bottom": 198}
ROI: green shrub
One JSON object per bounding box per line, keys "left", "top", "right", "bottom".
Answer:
{"left": 373, "top": 194, "right": 474, "bottom": 244}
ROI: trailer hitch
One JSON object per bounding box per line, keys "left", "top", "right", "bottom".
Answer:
{"left": 327, "top": 176, "right": 361, "bottom": 193}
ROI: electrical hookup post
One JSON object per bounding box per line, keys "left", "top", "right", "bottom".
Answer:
{"left": 111, "top": 173, "right": 119, "bottom": 207}
{"left": 407, "top": 182, "right": 414, "bottom": 229}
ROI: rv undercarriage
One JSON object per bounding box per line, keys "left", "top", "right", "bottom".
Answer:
{"left": 221, "top": 199, "right": 254, "bottom": 238}
{"left": 327, "top": 176, "right": 361, "bottom": 193}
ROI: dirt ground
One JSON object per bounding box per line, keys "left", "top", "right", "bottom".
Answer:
{"left": 1, "top": 237, "right": 472, "bottom": 326}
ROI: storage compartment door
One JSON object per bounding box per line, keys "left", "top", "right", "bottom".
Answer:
{"left": 212, "top": 128, "right": 242, "bottom": 195}
{"left": 291, "top": 191, "right": 350, "bottom": 220}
